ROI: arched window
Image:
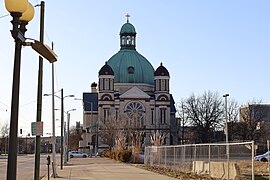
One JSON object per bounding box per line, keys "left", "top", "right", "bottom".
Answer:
{"left": 121, "top": 36, "right": 126, "bottom": 45}
{"left": 127, "top": 36, "right": 131, "bottom": 45}
{"left": 125, "top": 102, "right": 145, "bottom": 127}
{"left": 160, "top": 108, "right": 166, "bottom": 124}
{"left": 131, "top": 36, "right": 135, "bottom": 45}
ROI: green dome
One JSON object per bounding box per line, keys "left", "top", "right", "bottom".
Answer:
{"left": 107, "top": 49, "right": 154, "bottom": 85}
{"left": 120, "top": 22, "right": 136, "bottom": 34}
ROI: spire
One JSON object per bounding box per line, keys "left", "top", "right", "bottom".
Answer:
{"left": 125, "top": 13, "right": 130, "bottom": 23}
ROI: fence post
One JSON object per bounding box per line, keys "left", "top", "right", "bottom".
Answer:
{"left": 158, "top": 147, "right": 160, "bottom": 166}
{"left": 252, "top": 141, "right": 254, "bottom": 180}
{"left": 227, "top": 143, "right": 229, "bottom": 180}
{"left": 194, "top": 144, "right": 196, "bottom": 162}
{"left": 209, "top": 144, "right": 211, "bottom": 175}
{"left": 165, "top": 146, "right": 167, "bottom": 167}
{"left": 174, "top": 146, "right": 176, "bottom": 166}
{"left": 193, "top": 144, "right": 196, "bottom": 173}
{"left": 267, "top": 140, "right": 269, "bottom": 180}
{"left": 183, "top": 145, "right": 185, "bottom": 162}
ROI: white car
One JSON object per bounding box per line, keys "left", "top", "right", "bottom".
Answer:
{"left": 69, "top": 151, "right": 89, "bottom": 158}
{"left": 255, "top": 151, "right": 270, "bottom": 162}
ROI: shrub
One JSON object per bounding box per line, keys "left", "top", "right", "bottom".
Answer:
{"left": 119, "top": 150, "right": 132, "bottom": 163}
{"left": 103, "top": 151, "right": 111, "bottom": 158}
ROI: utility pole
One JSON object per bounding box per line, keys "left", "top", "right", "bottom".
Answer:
{"left": 60, "top": 88, "right": 64, "bottom": 169}
{"left": 223, "top": 93, "right": 229, "bottom": 180}
{"left": 34, "top": 2, "right": 44, "bottom": 180}
{"left": 67, "top": 113, "right": 70, "bottom": 162}
{"left": 51, "top": 43, "right": 57, "bottom": 177}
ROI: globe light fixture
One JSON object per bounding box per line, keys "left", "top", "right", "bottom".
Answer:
{"left": 19, "top": 2, "right": 34, "bottom": 22}
{"left": 4, "top": 0, "right": 28, "bottom": 14}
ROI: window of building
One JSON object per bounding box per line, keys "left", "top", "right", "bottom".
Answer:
{"left": 128, "top": 66, "right": 134, "bottom": 74}
{"left": 115, "top": 109, "right": 118, "bottom": 120}
{"left": 125, "top": 102, "right": 145, "bottom": 127}
{"left": 103, "top": 108, "right": 109, "bottom": 123}
{"left": 160, "top": 108, "right": 166, "bottom": 124}
{"left": 127, "top": 36, "right": 131, "bottom": 45}
{"left": 131, "top": 36, "right": 135, "bottom": 45}
{"left": 151, "top": 109, "right": 154, "bottom": 124}
{"left": 121, "top": 36, "right": 126, "bottom": 45}
{"left": 161, "top": 79, "right": 165, "bottom": 91}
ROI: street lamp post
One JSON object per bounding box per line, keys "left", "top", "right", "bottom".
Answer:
{"left": 223, "top": 93, "right": 229, "bottom": 180}
{"left": 4, "top": 1, "right": 34, "bottom": 179}
{"left": 45, "top": 90, "right": 74, "bottom": 170}
{"left": 5, "top": 1, "right": 57, "bottom": 179}
{"left": 55, "top": 108, "right": 76, "bottom": 164}
{"left": 66, "top": 109, "right": 76, "bottom": 162}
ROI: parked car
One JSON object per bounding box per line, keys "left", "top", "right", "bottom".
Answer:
{"left": 96, "top": 150, "right": 109, "bottom": 157}
{"left": 255, "top": 151, "right": 270, "bottom": 162}
{"left": 69, "top": 151, "right": 89, "bottom": 158}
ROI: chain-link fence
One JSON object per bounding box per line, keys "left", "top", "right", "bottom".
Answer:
{"left": 145, "top": 141, "right": 254, "bottom": 179}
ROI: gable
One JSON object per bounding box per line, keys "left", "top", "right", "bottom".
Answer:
{"left": 119, "top": 86, "right": 150, "bottom": 99}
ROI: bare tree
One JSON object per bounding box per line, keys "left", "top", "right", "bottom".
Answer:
{"left": 0, "top": 123, "right": 9, "bottom": 154}
{"left": 236, "top": 100, "right": 267, "bottom": 142}
{"left": 99, "top": 111, "right": 146, "bottom": 152}
{"left": 150, "top": 130, "right": 165, "bottom": 146}
{"left": 184, "top": 91, "right": 223, "bottom": 143}
{"left": 226, "top": 99, "right": 239, "bottom": 141}
{"left": 176, "top": 99, "right": 191, "bottom": 144}
{"left": 99, "top": 114, "right": 128, "bottom": 150}
{"left": 69, "top": 126, "right": 82, "bottom": 151}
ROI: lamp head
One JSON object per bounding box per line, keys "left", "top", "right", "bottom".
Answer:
{"left": 4, "top": 0, "right": 28, "bottom": 14}
{"left": 20, "top": 2, "right": 34, "bottom": 22}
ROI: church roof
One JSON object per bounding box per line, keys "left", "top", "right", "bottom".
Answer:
{"left": 106, "top": 18, "right": 154, "bottom": 85}
{"left": 120, "top": 22, "right": 136, "bottom": 34}
{"left": 99, "top": 62, "right": 114, "bottom": 75}
{"left": 170, "top": 94, "right": 176, "bottom": 113}
{"left": 154, "top": 63, "right": 170, "bottom": 77}
{"left": 120, "top": 14, "right": 136, "bottom": 35}
{"left": 83, "top": 93, "right": 98, "bottom": 111}
{"left": 107, "top": 49, "right": 154, "bottom": 84}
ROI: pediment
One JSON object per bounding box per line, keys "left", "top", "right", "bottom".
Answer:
{"left": 120, "top": 86, "right": 150, "bottom": 99}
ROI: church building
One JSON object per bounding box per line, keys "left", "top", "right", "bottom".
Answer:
{"left": 79, "top": 16, "right": 177, "bottom": 153}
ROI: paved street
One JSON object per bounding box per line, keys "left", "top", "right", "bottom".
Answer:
{"left": 0, "top": 154, "right": 53, "bottom": 180}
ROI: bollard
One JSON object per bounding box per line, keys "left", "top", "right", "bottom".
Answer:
{"left": 47, "top": 155, "right": 51, "bottom": 180}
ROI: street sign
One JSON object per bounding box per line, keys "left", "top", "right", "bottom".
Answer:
{"left": 31, "top": 121, "right": 44, "bottom": 136}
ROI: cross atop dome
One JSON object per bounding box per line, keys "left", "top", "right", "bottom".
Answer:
{"left": 125, "top": 13, "right": 130, "bottom": 23}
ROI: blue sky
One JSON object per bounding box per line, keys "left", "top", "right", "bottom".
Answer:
{"left": 0, "top": 0, "right": 269, "bottom": 135}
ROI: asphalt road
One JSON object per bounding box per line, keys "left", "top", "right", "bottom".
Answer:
{"left": 0, "top": 154, "right": 53, "bottom": 180}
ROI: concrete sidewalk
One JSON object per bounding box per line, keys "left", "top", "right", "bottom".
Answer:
{"left": 42, "top": 157, "right": 175, "bottom": 180}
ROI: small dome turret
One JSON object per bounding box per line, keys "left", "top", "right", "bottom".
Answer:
{"left": 120, "top": 22, "right": 136, "bottom": 34}
{"left": 154, "top": 63, "right": 170, "bottom": 76}
{"left": 99, "top": 62, "right": 114, "bottom": 75}
{"left": 120, "top": 14, "right": 136, "bottom": 50}
{"left": 91, "top": 82, "right": 97, "bottom": 88}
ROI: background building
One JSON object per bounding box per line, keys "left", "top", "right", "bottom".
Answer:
{"left": 79, "top": 18, "right": 177, "bottom": 154}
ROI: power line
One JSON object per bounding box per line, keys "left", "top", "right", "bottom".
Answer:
{"left": 45, "top": 30, "right": 52, "bottom": 43}
{"left": 0, "top": 14, "right": 9, "bottom": 19}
